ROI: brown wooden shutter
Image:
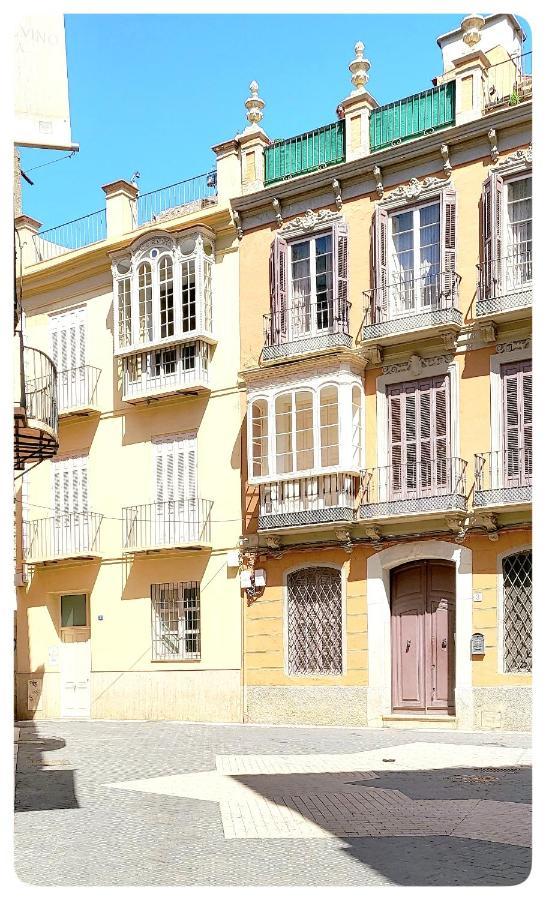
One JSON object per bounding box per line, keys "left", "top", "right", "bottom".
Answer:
{"left": 441, "top": 189, "right": 457, "bottom": 300}
{"left": 503, "top": 361, "right": 532, "bottom": 485}
{"left": 269, "top": 235, "right": 288, "bottom": 341}
{"left": 432, "top": 375, "right": 450, "bottom": 489}
{"left": 523, "top": 365, "right": 532, "bottom": 481}
{"left": 333, "top": 221, "right": 348, "bottom": 326}
{"left": 372, "top": 206, "right": 389, "bottom": 319}
{"left": 482, "top": 173, "right": 503, "bottom": 299}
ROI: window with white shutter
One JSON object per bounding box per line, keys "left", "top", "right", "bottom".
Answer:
{"left": 153, "top": 435, "right": 198, "bottom": 543}
{"left": 49, "top": 307, "right": 87, "bottom": 410}
{"left": 502, "top": 361, "right": 532, "bottom": 487}
{"left": 387, "top": 376, "right": 450, "bottom": 499}
{"left": 52, "top": 455, "right": 89, "bottom": 554}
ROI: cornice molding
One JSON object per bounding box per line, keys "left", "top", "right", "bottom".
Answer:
{"left": 380, "top": 174, "right": 451, "bottom": 208}
{"left": 493, "top": 144, "right": 532, "bottom": 175}
{"left": 279, "top": 207, "right": 342, "bottom": 237}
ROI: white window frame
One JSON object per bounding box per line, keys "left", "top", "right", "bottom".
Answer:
{"left": 388, "top": 199, "right": 441, "bottom": 314}
{"left": 503, "top": 172, "right": 532, "bottom": 291}
{"left": 287, "top": 230, "right": 334, "bottom": 339}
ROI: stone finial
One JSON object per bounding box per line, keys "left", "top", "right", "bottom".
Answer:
{"left": 461, "top": 14, "right": 485, "bottom": 47}
{"left": 244, "top": 80, "right": 265, "bottom": 130}
{"left": 349, "top": 40, "right": 370, "bottom": 95}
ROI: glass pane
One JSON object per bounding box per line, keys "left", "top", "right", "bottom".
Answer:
{"left": 275, "top": 393, "right": 293, "bottom": 474}
{"left": 61, "top": 594, "right": 87, "bottom": 627}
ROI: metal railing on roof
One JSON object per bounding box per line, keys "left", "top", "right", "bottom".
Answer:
{"left": 370, "top": 81, "right": 456, "bottom": 152}
{"left": 136, "top": 172, "right": 218, "bottom": 226}
{"left": 264, "top": 121, "right": 345, "bottom": 185}
{"left": 483, "top": 51, "right": 532, "bottom": 110}
{"left": 33, "top": 210, "right": 107, "bottom": 262}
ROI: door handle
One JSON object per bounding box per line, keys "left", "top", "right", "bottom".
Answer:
{"left": 441, "top": 638, "right": 447, "bottom": 649}
{"left": 406, "top": 639, "right": 411, "bottom": 652}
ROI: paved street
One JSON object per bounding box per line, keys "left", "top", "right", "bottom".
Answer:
{"left": 15, "top": 720, "right": 531, "bottom": 886}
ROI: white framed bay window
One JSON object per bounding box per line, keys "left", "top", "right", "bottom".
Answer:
{"left": 248, "top": 374, "right": 363, "bottom": 482}
{"left": 111, "top": 229, "right": 214, "bottom": 355}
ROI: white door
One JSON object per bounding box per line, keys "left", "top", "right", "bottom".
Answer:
{"left": 154, "top": 435, "right": 197, "bottom": 544}
{"left": 50, "top": 307, "right": 87, "bottom": 410}
{"left": 60, "top": 633, "right": 91, "bottom": 717}
{"left": 53, "top": 456, "right": 89, "bottom": 555}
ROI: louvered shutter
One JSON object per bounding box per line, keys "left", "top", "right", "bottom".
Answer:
{"left": 418, "top": 380, "right": 432, "bottom": 492}
{"left": 432, "top": 376, "right": 450, "bottom": 490}
{"left": 389, "top": 387, "right": 403, "bottom": 496}
{"left": 482, "top": 174, "right": 503, "bottom": 299}
{"left": 372, "top": 207, "right": 389, "bottom": 321}
{"left": 333, "top": 221, "right": 348, "bottom": 327}
{"left": 503, "top": 362, "right": 532, "bottom": 486}
{"left": 522, "top": 366, "right": 532, "bottom": 481}
{"left": 441, "top": 189, "right": 457, "bottom": 300}
{"left": 269, "top": 236, "right": 288, "bottom": 342}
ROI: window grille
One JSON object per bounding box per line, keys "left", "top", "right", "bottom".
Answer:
{"left": 151, "top": 581, "right": 201, "bottom": 661}
{"left": 287, "top": 567, "right": 342, "bottom": 675}
{"left": 503, "top": 550, "right": 532, "bottom": 673}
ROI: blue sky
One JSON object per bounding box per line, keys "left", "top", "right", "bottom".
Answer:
{"left": 19, "top": 13, "right": 531, "bottom": 229}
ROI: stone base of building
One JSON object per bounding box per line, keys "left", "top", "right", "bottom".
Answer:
{"left": 15, "top": 669, "right": 242, "bottom": 723}
{"left": 245, "top": 685, "right": 368, "bottom": 726}
{"left": 472, "top": 686, "right": 532, "bottom": 732}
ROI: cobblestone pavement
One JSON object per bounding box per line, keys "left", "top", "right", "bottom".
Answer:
{"left": 14, "top": 720, "right": 532, "bottom": 886}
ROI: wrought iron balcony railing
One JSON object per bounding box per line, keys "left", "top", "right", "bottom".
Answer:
{"left": 24, "top": 511, "right": 103, "bottom": 563}
{"left": 483, "top": 51, "right": 532, "bottom": 110}
{"left": 474, "top": 448, "right": 532, "bottom": 507}
{"left": 369, "top": 81, "right": 455, "bottom": 152}
{"left": 57, "top": 365, "right": 101, "bottom": 415}
{"left": 362, "top": 270, "right": 461, "bottom": 340}
{"left": 121, "top": 341, "right": 210, "bottom": 402}
{"left": 258, "top": 472, "right": 359, "bottom": 530}
{"left": 263, "top": 299, "right": 351, "bottom": 361}
{"left": 137, "top": 172, "right": 217, "bottom": 225}
{"left": 33, "top": 210, "right": 107, "bottom": 262}
{"left": 477, "top": 246, "right": 532, "bottom": 316}
{"left": 264, "top": 121, "right": 345, "bottom": 185}
{"left": 14, "top": 344, "right": 59, "bottom": 470}
{"left": 122, "top": 499, "right": 213, "bottom": 550}
{"left": 360, "top": 457, "right": 467, "bottom": 519}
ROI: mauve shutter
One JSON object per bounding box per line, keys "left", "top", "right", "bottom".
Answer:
{"left": 432, "top": 376, "right": 450, "bottom": 491}
{"left": 503, "top": 365, "right": 520, "bottom": 485}
{"left": 441, "top": 189, "right": 457, "bottom": 301}
{"left": 333, "top": 221, "right": 348, "bottom": 328}
{"left": 372, "top": 206, "right": 389, "bottom": 321}
{"left": 482, "top": 173, "right": 503, "bottom": 300}
{"left": 388, "top": 385, "right": 404, "bottom": 497}
{"left": 404, "top": 386, "right": 418, "bottom": 495}
{"left": 522, "top": 365, "right": 532, "bottom": 482}
{"left": 269, "top": 236, "right": 288, "bottom": 342}
{"left": 418, "top": 380, "right": 432, "bottom": 494}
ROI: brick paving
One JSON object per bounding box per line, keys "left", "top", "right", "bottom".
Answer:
{"left": 14, "top": 720, "right": 532, "bottom": 886}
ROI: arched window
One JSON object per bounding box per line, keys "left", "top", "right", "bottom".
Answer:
{"left": 287, "top": 567, "right": 343, "bottom": 675}
{"left": 251, "top": 399, "right": 269, "bottom": 477}
{"left": 158, "top": 256, "right": 174, "bottom": 339}
{"left": 502, "top": 550, "right": 532, "bottom": 673}
{"left": 138, "top": 262, "right": 153, "bottom": 342}
{"left": 117, "top": 277, "right": 131, "bottom": 347}
{"left": 320, "top": 385, "right": 339, "bottom": 467}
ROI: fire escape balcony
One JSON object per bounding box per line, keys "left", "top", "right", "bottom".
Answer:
{"left": 23, "top": 511, "right": 103, "bottom": 565}
{"left": 360, "top": 457, "right": 467, "bottom": 521}
{"left": 474, "top": 449, "right": 532, "bottom": 512}
{"left": 262, "top": 299, "right": 352, "bottom": 363}
{"left": 14, "top": 342, "right": 59, "bottom": 471}
{"left": 258, "top": 471, "right": 360, "bottom": 531}
{"left": 361, "top": 271, "right": 462, "bottom": 347}
{"left": 122, "top": 499, "right": 213, "bottom": 553}
{"left": 476, "top": 248, "right": 532, "bottom": 321}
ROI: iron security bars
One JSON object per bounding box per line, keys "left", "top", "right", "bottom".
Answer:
{"left": 151, "top": 581, "right": 201, "bottom": 661}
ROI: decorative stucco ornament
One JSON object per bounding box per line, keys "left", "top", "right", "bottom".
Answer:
{"left": 461, "top": 14, "right": 485, "bottom": 47}
{"left": 385, "top": 175, "right": 449, "bottom": 203}
{"left": 244, "top": 80, "right": 265, "bottom": 130}
{"left": 280, "top": 208, "right": 341, "bottom": 237}
{"left": 349, "top": 41, "right": 370, "bottom": 95}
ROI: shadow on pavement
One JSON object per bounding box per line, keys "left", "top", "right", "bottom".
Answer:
{"left": 15, "top": 722, "right": 79, "bottom": 813}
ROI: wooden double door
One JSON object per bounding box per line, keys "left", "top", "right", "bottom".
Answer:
{"left": 391, "top": 560, "right": 455, "bottom": 715}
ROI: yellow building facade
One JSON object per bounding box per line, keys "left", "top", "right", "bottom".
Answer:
{"left": 235, "top": 14, "right": 532, "bottom": 731}
{"left": 15, "top": 13, "right": 532, "bottom": 732}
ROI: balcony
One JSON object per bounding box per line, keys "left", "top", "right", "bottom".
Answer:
{"left": 121, "top": 341, "right": 211, "bottom": 403}
{"left": 474, "top": 449, "right": 532, "bottom": 511}
{"left": 369, "top": 82, "right": 455, "bottom": 152}
{"left": 360, "top": 457, "right": 467, "bottom": 521}
{"left": 33, "top": 210, "right": 107, "bottom": 263}
{"left": 362, "top": 271, "right": 462, "bottom": 346}
{"left": 14, "top": 343, "right": 59, "bottom": 470}
{"left": 263, "top": 300, "right": 351, "bottom": 362}
{"left": 483, "top": 52, "right": 532, "bottom": 111}
{"left": 476, "top": 248, "right": 532, "bottom": 320}
{"left": 122, "top": 500, "right": 213, "bottom": 552}
{"left": 24, "top": 512, "right": 103, "bottom": 565}
{"left": 57, "top": 365, "right": 101, "bottom": 417}
{"left": 258, "top": 472, "right": 359, "bottom": 531}
{"left": 264, "top": 121, "right": 345, "bottom": 185}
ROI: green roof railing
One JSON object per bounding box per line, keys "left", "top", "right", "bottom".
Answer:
{"left": 370, "top": 81, "right": 456, "bottom": 152}
{"left": 264, "top": 121, "right": 345, "bottom": 185}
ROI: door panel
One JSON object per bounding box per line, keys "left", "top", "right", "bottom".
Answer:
{"left": 60, "top": 632, "right": 91, "bottom": 718}
{"left": 391, "top": 560, "right": 455, "bottom": 715}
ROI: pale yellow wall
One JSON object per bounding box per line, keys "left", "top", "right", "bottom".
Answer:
{"left": 16, "top": 208, "right": 245, "bottom": 720}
